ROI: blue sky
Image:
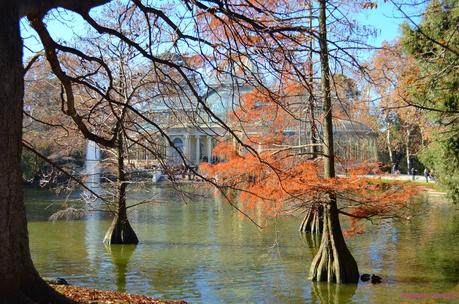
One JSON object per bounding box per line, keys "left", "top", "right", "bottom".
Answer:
{"left": 358, "top": 3, "right": 405, "bottom": 46}
{"left": 21, "top": 1, "right": 420, "bottom": 61}
{"left": 356, "top": 1, "right": 422, "bottom": 47}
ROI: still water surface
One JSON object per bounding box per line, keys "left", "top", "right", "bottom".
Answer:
{"left": 26, "top": 186, "right": 458, "bottom": 303}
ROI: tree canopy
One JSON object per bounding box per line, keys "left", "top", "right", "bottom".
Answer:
{"left": 0, "top": 0, "right": 455, "bottom": 302}
{"left": 400, "top": 0, "right": 459, "bottom": 201}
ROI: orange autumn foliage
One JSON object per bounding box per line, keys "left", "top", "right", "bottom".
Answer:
{"left": 201, "top": 86, "right": 419, "bottom": 227}
{"left": 228, "top": 87, "right": 292, "bottom": 146}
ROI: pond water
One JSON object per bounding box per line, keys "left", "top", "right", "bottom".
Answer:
{"left": 26, "top": 186, "right": 459, "bottom": 303}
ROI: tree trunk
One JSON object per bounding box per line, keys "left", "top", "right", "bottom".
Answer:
{"left": 0, "top": 4, "right": 73, "bottom": 303}
{"left": 299, "top": 203, "right": 323, "bottom": 234}
{"left": 307, "top": 1, "right": 319, "bottom": 159}
{"left": 308, "top": 0, "right": 359, "bottom": 284}
{"left": 308, "top": 196, "right": 359, "bottom": 283}
{"left": 405, "top": 128, "right": 411, "bottom": 174}
{"left": 104, "top": 214, "right": 139, "bottom": 245}
{"left": 308, "top": 98, "right": 319, "bottom": 158}
{"left": 318, "top": 5, "right": 335, "bottom": 179}
{"left": 104, "top": 133, "right": 139, "bottom": 245}
{"left": 386, "top": 125, "right": 393, "bottom": 164}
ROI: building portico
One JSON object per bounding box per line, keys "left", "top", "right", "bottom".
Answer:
{"left": 166, "top": 130, "right": 216, "bottom": 166}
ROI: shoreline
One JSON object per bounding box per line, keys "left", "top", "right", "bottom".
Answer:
{"left": 362, "top": 174, "right": 448, "bottom": 194}
{"left": 52, "top": 284, "right": 187, "bottom": 304}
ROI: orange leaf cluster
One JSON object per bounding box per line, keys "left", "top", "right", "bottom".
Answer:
{"left": 201, "top": 87, "right": 419, "bottom": 223}
{"left": 203, "top": 146, "right": 417, "bottom": 219}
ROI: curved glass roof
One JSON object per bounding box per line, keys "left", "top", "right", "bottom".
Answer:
{"left": 333, "top": 118, "right": 375, "bottom": 135}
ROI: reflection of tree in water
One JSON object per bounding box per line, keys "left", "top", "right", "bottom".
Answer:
{"left": 105, "top": 245, "right": 136, "bottom": 292}
{"left": 311, "top": 282, "right": 357, "bottom": 304}
{"left": 420, "top": 211, "right": 459, "bottom": 285}
{"left": 394, "top": 202, "right": 459, "bottom": 284}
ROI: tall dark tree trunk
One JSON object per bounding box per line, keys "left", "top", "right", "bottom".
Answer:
{"left": 386, "top": 124, "right": 394, "bottom": 164}
{"left": 307, "top": 1, "right": 319, "bottom": 159}
{"left": 0, "top": 4, "right": 73, "bottom": 303}
{"left": 405, "top": 128, "right": 411, "bottom": 174}
{"left": 308, "top": 0, "right": 359, "bottom": 284}
{"left": 104, "top": 133, "right": 139, "bottom": 245}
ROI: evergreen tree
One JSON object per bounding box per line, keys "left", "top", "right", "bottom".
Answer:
{"left": 400, "top": 0, "right": 459, "bottom": 201}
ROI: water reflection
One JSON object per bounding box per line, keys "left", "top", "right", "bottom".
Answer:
{"left": 85, "top": 212, "right": 105, "bottom": 271}
{"left": 105, "top": 245, "right": 137, "bottom": 292}
{"left": 311, "top": 282, "right": 357, "bottom": 304}
{"left": 26, "top": 188, "right": 459, "bottom": 303}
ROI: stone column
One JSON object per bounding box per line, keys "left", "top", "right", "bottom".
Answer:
{"left": 196, "top": 135, "right": 201, "bottom": 165}
{"left": 184, "top": 135, "right": 190, "bottom": 165}
{"left": 165, "top": 138, "right": 171, "bottom": 164}
{"left": 207, "top": 136, "right": 212, "bottom": 163}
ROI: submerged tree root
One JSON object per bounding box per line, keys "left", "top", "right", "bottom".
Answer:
{"left": 299, "top": 203, "right": 323, "bottom": 234}
{"left": 301, "top": 231, "right": 322, "bottom": 250}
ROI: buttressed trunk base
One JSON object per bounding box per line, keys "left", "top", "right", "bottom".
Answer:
{"left": 103, "top": 215, "right": 139, "bottom": 245}
{"left": 308, "top": 198, "right": 359, "bottom": 284}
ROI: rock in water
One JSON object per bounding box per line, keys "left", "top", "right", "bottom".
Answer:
{"left": 360, "top": 273, "right": 371, "bottom": 282}
{"left": 371, "top": 274, "right": 382, "bottom": 284}
{"left": 43, "top": 277, "right": 69, "bottom": 285}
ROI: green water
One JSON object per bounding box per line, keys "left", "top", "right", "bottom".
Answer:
{"left": 26, "top": 187, "right": 459, "bottom": 303}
